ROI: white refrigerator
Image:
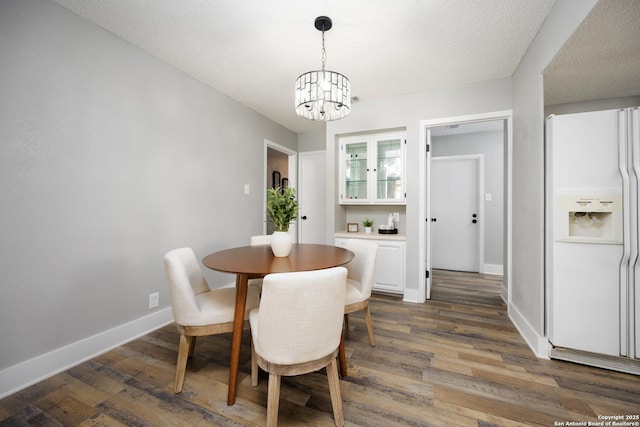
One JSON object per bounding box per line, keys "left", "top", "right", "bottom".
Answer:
{"left": 546, "top": 107, "right": 640, "bottom": 374}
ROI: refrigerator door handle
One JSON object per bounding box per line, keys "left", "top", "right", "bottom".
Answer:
{"left": 631, "top": 107, "right": 640, "bottom": 359}
{"left": 619, "top": 109, "right": 631, "bottom": 357}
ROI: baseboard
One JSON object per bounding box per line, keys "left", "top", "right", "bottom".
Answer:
{"left": 508, "top": 302, "right": 549, "bottom": 359}
{"left": 0, "top": 307, "right": 174, "bottom": 399}
{"left": 483, "top": 264, "right": 504, "bottom": 276}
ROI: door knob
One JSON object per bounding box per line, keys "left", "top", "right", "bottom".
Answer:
{"left": 472, "top": 214, "right": 477, "bottom": 218}
{"left": 301, "top": 215, "right": 308, "bottom": 220}
{"left": 431, "top": 218, "right": 437, "bottom": 222}
{"left": 472, "top": 219, "right": 477, "bottom": 224}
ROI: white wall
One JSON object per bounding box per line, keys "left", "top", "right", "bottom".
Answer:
{"left": 326, "top": 78, "right": 513, "bottom": 296}
{"left": 432, "top": 130, "right": 504, "bottom": 268}
{"left": 510, "top": 0, "right": 598, "bottom": 354}
{"left": 344, "top": 205, "right": 407, "bottom": 234}
{"left": 297, "top": 127, "right": 326, "bottom": 152}
{"left": 0, "top": 0, "right": 296, "bottom": 393}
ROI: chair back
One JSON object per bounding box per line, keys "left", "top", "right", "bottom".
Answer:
{"left": 164, "top": 247, "right": 211, "bottom": 326}
{"left": 344, "top": 239, "right": 378, "bottom": 299}
{"left": 255, "top": 267, "right": 347, "bottom": 365}
{"left": 250, "top": 234, "right": 272, "bottom": 245}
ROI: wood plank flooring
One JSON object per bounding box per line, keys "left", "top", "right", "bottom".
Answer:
{"left": 2, "top": 269, "right": 640, "bottom": 426}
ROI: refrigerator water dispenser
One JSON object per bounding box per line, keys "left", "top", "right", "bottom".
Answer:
{"left": 554, "top": 190, "right": 622, "bottom": 244}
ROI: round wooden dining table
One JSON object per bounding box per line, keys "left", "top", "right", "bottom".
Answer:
{"left": 202, "top": 243, "right": 354, "bottom": 406}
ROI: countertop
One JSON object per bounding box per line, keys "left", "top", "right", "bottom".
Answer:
{"left": 335, "top": 231, "right": 406, "bottom": 241}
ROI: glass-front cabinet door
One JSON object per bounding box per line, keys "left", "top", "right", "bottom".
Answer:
{"left": 376, "top": 137, "right": 404, "bottom": 202}
{"left": 343, "top": 140, "right": 369, "bottom": 201}
{"left": 339, "top": 131, "right": 406, "bottom": 204}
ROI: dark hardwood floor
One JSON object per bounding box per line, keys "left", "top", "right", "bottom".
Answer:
{"left": 2, "top": 270, "right": 639, "bottom": 426}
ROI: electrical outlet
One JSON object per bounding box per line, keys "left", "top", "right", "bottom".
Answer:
{"left": 148, "top": 292, "right": 159, "bottom": 309}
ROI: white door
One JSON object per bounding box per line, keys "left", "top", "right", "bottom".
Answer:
{"left": 431, "top": 155, "right": 482, "bottom": 272}
{"left": 298, "top": 151, "right": 326, "bottom": 244}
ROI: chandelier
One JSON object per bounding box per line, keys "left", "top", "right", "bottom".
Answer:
{"left": 295, "top": 16, "right": 351, "bottom": 121}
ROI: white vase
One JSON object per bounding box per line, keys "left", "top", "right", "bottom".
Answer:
{"left": 271, "top": 231, "right": 292, "bottom": 257}
{"left": 365, "top": 226, "right": 373, "bottom": 234}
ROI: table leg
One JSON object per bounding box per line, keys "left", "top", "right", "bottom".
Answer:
{"left": 227, "top": 273, "right": 249, "bottom": 406}
{"left": 338, "top": 331, "right": 348, "bottom": 378}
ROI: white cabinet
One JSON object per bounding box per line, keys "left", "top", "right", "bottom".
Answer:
{"left": 335, "top": 237, "right": 405, "bottom": 295}
{"left": 339, "top": 131, "right": 406, "bottom": 204}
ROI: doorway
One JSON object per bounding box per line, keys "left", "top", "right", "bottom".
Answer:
{"left": 264, "top": 140, "right": 297, "bottom": 239}
{"left": 419, "top": 111, "right": 512, "bottom": 301}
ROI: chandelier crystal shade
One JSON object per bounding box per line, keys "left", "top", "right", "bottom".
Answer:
{"left": 295, "top": 16, "right": 351, "bottom": 121}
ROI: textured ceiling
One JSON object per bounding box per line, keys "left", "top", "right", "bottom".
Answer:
{"left": 51, "top": 1, "right": 567, "bottom": 133}
{"left": 544, "top": 0, "right": 640, "bottom": 106}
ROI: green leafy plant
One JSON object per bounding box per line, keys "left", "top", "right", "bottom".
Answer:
{"left": 362, "top": 218, "right": 375, "bottom": 227}
{"left": 266, "top": 186, "right": 299, "bottom": 232}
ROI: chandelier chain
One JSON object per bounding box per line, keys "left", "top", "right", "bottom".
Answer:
{"left": 321, "top": 30, "right": 326, "bottom": 71}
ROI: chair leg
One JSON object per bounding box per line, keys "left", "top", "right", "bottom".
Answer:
{"left": 363, "top": 303, "right": 376, "bottom": 346}
{"left": 174, "top": 334, "right": 193, "bottom": 393}
{"left": 266, "top": 373, "right": 281, "bottom": 427}
{"left": 326, "top": 358, "right": 344, "bottom": 427}
{"left": 188, "top": 336, "right": 197, "bottom": 357}
{"left": 344, "top": 313, "right": 349, "bottom": 331}
{"left": 251, "top": 338, "right": 258, "bottom": 387}
{"left": 338, "top": 331, "right": 347, "bottom": 378}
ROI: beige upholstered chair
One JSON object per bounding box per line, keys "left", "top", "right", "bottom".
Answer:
{"left": 163, "top": 247, "right": 260, "bottom": 394}
{"left": 248, "top": 235, "right": 272, "bottom": 291}
{"left": 343, "top": 239, "right": 378, "bottom": 346}
{"left": 250, "top": 267, "right": 347, "bottom": 427}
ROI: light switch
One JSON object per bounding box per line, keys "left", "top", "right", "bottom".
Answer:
{"left": 485, "top": 193, "right": 492, "bottom": 201}
{"left": 244, "top": 184, "right": 250, "bottom": 194}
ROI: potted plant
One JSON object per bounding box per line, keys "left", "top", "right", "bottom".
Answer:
{"left": 362, "top": 218, "right": 374, "bottom": 234}
{"left": 266, "top": 186, "right": 299, "bottom": 257}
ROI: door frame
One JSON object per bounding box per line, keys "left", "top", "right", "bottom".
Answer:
{"left": 431, "top": 154, "right": 485, "bottom": 274}
{"left": 264, "top": 139, "right": 298, "bottom": 240}
{"left": 418, "top": 110, "right": 512, "bottom": 301}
